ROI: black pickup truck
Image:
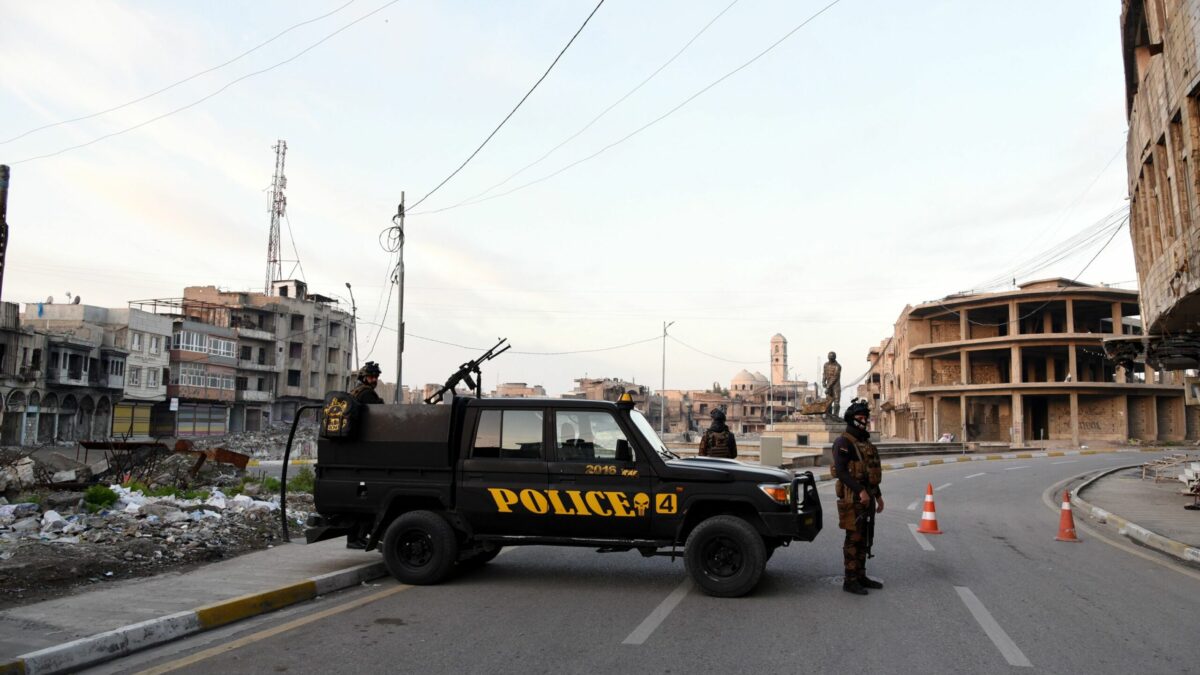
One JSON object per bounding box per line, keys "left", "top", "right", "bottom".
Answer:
{"left": 306, "top": 393, "right": 822, "bottom": 597}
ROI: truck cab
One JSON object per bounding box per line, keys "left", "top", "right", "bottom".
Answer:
{"left": 309, "top": 393, "right": 822, "bottom": 597}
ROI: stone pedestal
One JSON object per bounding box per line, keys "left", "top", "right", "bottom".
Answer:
{"left": 762, "top": 418, "right": 843, "bottom": 466}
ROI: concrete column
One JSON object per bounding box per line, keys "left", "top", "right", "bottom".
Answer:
{"left": 1009, "top": 301, "right": 1020, "bottom": 336}
{"left": 1043, "top": 309, "right": 1053, "bottom": 333}
{"left": 960, "top": 310, "right": 969, "bottom": 341}
{"left": 1011, "top": 345, "right": 1021, "bottom": 384}
{"left": 1115, "top": 364, "right": 1128, "bottom": 383}
{"left": 1011, "top": 392, "right": 1024, "bottom": 447}
{"left": 1045, "top": 355, "right": 1056, "bottom": 382}
{"left": 1070, "top": 392, "right": 1080, "bottom": 448}
{"left": 1111, "top": 302, "right": 1123, "bottom": 335}
{"left": 1066, "top": 298, "right": 1075, "bottom": 333}
{"left": 932, "top": 395, "right": 941, "bottom": 438}
{"left": 17, "top": 412, "right": 26, "bottom": 446}
{"left": 1068, "top": 344, "right": 1078, "bottom": 382}
{"left": 1145, "top": 364, "right": 1156, "bottom": 384}
{"left": 960, "top": 394, "right": 968, "bottom": 442}
{"left": 1119, "top": 394, "right": 1130, "bottom": 441}
{"left": 961, "top": 350, "right": 970, "bottom": 385}
{"left": 1148, "top": 396, "right": 1159, "bottom": 440}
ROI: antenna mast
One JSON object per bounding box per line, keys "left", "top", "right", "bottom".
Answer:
{"left": 265, "top": 140, "right": 287, "bottom": 294}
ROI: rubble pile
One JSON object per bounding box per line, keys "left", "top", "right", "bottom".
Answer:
{"left": 191, "top": 423, "right": 318, "bottom": 460}
{"left": 0, "top": 485, "right": 314, "bottom": 607}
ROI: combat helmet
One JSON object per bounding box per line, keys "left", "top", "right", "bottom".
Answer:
{"left": 358, "top": 361, "right": 382, "bottom": 382}
{"left": 843, "top": 398, "right": 870, "bottom": 430}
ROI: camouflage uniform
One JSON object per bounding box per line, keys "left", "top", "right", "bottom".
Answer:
{"left": 832, "top": 430, "right": 882, "bottom": 588}
{"left": 351, "top": 382, "right": 383, "bottom": 405}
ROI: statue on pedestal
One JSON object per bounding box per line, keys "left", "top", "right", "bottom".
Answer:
{"left": 823, "top": 351, "right": 842, "bottom": 420}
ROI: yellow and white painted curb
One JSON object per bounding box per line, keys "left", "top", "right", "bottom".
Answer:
{"left": 0, "top": 560, "right": 387, "bottom": 675}
{"left": 811, "top": 446, "right": 1169, "bottom": 482}
{"left": 246, "top": 458, "right": 317, "bottom": 468}
{"left": 1070, "top": 464, "right": 1200, "bottom": 566}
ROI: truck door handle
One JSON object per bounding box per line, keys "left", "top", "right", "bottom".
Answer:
{"left": 558, "top": 476, "right": 577, "bottom": 483}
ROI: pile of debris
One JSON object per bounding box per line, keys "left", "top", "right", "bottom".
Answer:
{"left": 0, "top": 484, "right": 313, "bottom": 607}
{"left": 190, "top": 422, "right": 318, "bottom": 460}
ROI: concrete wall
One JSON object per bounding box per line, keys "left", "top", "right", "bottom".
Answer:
{"left": 1048, "top": 397, "right": 1072, "bottom": 441}
{"left": 1128, "top": 396, "right": 1155, "bottom": 441}
{"left": 1156, "top": 395, "right": 1186, "bottom": 441}
{"left": 931, "top": 320, "right": 959, "bottom": 343}
{"left": 937, "top": 397, "right": 961, "bottom": 438}
{"left": 1187, "top": 405, "right": 1200, "bottom": 440}
{"left": 970, "top": 361, "right": 1003, "bottom": 385}
{"left": 1077, "top": 395, "right": 1127, "bottom": 442}
{"left": 931, "top": 358, "right": 961, "bottom": 385}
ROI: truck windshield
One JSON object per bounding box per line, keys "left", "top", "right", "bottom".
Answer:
{"left": 630, "top": 410, "right": 678, "bottom": 459}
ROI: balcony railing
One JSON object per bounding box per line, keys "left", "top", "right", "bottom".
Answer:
{"left": 237, "top": 359, "right": 276, "bottom": 372}
{"left": 237, "top": 327, "right": 274, "bottom": 342}
{"left": 236, "top": 390, "right": 272, "bottom": 403}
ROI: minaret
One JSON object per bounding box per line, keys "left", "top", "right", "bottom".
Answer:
{"left": 770, "top": 334, "right": 787, "bottom": 385}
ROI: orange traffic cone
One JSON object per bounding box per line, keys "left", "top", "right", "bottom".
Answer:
{"left": 1055, "top": 490, "right": 1080, "bottom": 542}
{"left": 916, "top": 483, "right": 943, "bottom": 534}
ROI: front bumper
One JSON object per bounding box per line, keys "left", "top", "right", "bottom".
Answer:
{"left": 759, "top": 471, "right": 823, "bottom": 541}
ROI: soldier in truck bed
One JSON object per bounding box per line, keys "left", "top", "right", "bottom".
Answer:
{"left": 351, "top": 361, "right": 384, "bottom": 405}
{"left": 698, "top": 408, "right": 737, "bottom": 459}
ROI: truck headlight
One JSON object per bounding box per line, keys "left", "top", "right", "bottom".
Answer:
{"left": 758, "top": 483, "right": 791, "bottom": 505}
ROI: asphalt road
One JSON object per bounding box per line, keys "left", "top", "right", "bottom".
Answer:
{"left": 87, "top": 452, "right": 1200, "bottom": 674}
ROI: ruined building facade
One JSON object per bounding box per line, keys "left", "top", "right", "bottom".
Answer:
{"left": 864, "top": 280, "right": 1192, "bottom": 446}
{"left": 1112, "top": 0, "right": 1200, "bottom": 369}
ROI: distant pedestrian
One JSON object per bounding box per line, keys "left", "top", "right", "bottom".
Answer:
{"left": 833, "top": 398, "right": 884, "bottom": 595}
{"left": 699, "top": 408, "right": 737, "bottom": 460}
{"left": 351, "top": 361, "right": 384, "bottom": 405}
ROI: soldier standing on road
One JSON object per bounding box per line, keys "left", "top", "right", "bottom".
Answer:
{"left": 351, "top": 361, "right": 384, "bottom": 405}
{"left": 698, "top": 408, "right": 737, "bottom": 459}
{"left": 833, "top": 398, "right": 884, "bottom": 595}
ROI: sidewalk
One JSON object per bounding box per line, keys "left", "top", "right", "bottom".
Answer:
{"left": 0, "top": 539, "right": 385, "bottom": 673}
{"left": 1073, "top": 462, "right": 1200, "bottom": 564}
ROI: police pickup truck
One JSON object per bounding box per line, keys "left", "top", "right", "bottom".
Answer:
{"left": 306, "top": 392, "right": 822, "bottom": 597}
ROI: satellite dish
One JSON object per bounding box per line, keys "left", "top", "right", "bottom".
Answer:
{"left": 46, "top": 296, "right": 54, "bottom": 304}
{"left": 72, "top": 296, "right": 81, "bottom": 305}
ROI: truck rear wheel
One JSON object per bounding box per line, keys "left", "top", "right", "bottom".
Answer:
{"left": 684, "top": 515, "right": 766, "bottom": 598}
{"left": 382, "top": 510, "right": 459, "bottom": 585}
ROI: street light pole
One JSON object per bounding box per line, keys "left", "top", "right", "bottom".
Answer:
{"left": 661, "top": 320, "right": 674, "bottom": 437}
{"left": 394, "top": 192, "right": 406, "bottom": 404}
{"left": 344, "top": 282, "right": 358, "bottom": 371}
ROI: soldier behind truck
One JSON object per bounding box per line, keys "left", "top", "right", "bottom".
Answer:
{"left": 351, "top": 361, "right": 384, "bottom": 405}
{"left": 699, "top": 408, "right": 737, "bottom": 459}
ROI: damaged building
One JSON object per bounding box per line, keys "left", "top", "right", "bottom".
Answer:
{"left": 863, "top": 279, "right": 1192, "bottom": 447}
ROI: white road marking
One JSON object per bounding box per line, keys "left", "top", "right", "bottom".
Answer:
{"left": 935, "top": 482, "right": 952, "bottom": 491}
{"left": 906, "top": 500, "right": 919, "bottom": 511}
{"left": 1004, "top": 465, "right": 1030, "bottom": 471}
{"left": 906, "top": 523, "right": 935, "bottom": 551}
{"left": 1052, "top": 460, "right": 1078, "bottom": 465}
{"left": 622, "top": 578, "right": 691, "bottom": 645}
{"left": 965, "top": 472, "right": 986, "bottom": 479}
{"left": 954, "top": 586, "right": 1033, "bottom": 668}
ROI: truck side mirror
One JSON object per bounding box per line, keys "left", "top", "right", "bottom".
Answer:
{"left": 615, "top": 439, "right": 632, "bottom": 462}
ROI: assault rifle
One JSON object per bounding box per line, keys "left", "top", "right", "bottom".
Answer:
{"left": 857, "top": 493, "right": 876, "bottom": 559}
{"left": 424, "top": 338, "right": 511, "bottom": 404}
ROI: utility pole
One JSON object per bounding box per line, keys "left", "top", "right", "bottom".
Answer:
{"left": 0, "top": 165, "right": 9, "bottom": 304}
{"left": 345, "top": 282, "right": 359, "bottom": 371}
{"left": 661, "top": 320, "right": 674, "bottom": 436}
{"left": 265, "top": 141, "right": 287, "bottom": 294}
{"left": 394, "top": 193, "right": 406, "bottom": 403}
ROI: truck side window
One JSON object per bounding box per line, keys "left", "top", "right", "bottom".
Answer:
{"left": 554, "top": 411, "right": 633, "bottom": 462}
{"left": 472, "top": 410, "right": 544, "bottom": 460}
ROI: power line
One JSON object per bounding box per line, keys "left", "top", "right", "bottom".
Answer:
{"left": 432, "top": 0, "right": 740, "bottom": 211}
{"left": 1, "top": 0, "right": 358, "bottom": 145}
{"left": 410, "top": 0, "right": 844, "bottom": 217}
{"left": 358, "top": 320, "right": 659, "bottom": 355}
{"left": 669, "top": 335, "right": 760, "bottom": 365}
{"left": 407, "top": 0, "right": 607, "bottom": 212}
{"left": 935, "top": 214, "right": 1129, "bottom": 327}
{"left": 12, "top": 0, "right": 401, "bottom": 165}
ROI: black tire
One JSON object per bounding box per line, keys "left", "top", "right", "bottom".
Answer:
{"left": 381, "top": 510, "right": 459, "bottom": 585}
{"left": 684, "top": 515, "right": 767, "bottom": 598}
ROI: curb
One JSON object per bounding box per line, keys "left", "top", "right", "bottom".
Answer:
{"left": 1070, "top": 465, "right": 1200, "bottom": 566}
{"left": 246, "top": 459, "right": 317, "bottom": 468}
{"left": 0, "top": 559, "right": 388, "bottom": 675}
{"left": 807, "top": 446, "right": 1166, "bottom": 481}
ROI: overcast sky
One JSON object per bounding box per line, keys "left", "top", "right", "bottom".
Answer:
{"left": 0, "top": 1, "right": 1136, "bottom": 397}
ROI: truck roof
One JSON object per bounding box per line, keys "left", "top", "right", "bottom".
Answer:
{"left": 460, "top": 397, "right": 622, "bottom": 411}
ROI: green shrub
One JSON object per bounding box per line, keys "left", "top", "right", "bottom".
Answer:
{"left": 287, "top": 466, "right": 315, "bottom": 494}
{"left": 84, "top": 485, "right": 119, "bottom": 509}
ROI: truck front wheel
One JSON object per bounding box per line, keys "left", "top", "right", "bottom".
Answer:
{"left": 684, "top": 515, "right": 766, "bottom": 598}
{"left": 382, "top": 510, "right": 459, "bottom": 585}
